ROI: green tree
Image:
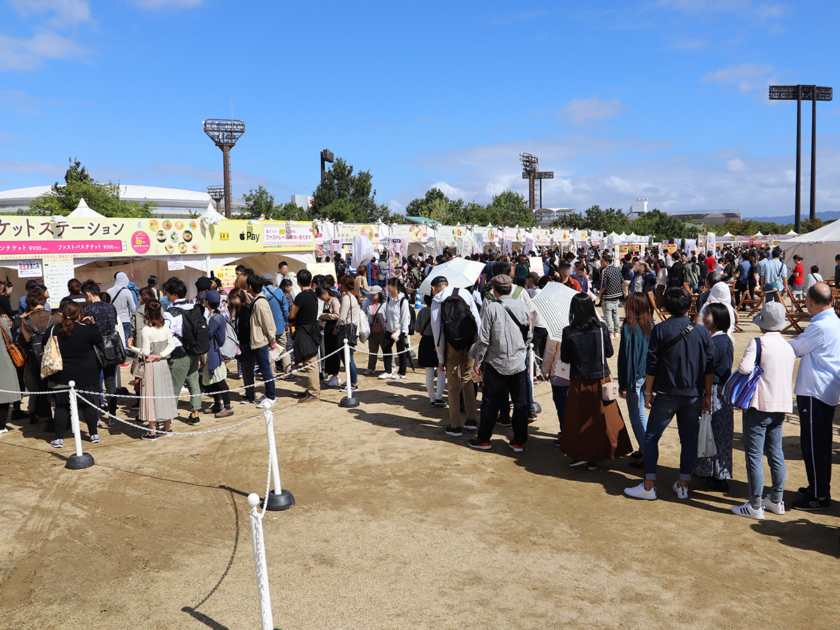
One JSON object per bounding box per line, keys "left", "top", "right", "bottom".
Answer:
{"left": 311, "top": 157, "right": 381, "bottom": 222}
{"left": 241, "top": 185, "right": 276, "bottom": 219}
{"left": 630, "top": 209, "right": 687, "bottom": 242}
{"left": 552, "top": 211, "right": 587, "bottom": 230}
{"left": 25, "top": 158, "right": 156, "bottom": 218}
{"left": 488, "top": 190, "right": 535, "bottom": 227}
{"left": 582, "top": 205, "right": 629, "bottom": 233}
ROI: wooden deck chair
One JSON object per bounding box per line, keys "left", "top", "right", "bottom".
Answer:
{"left": 683, "top": 283, "right": 698, "bottom": 321}
{"left": 786, "top": 285, "right": 806, "bottom": 313}
{"left": 738, "top": 289, "right": 762, "bottom": 316}
{"left": 780, "top": 297, "right": 807, "bottom": 333}
{"left": 726, "top": 284, "right": 744, "bottom": 332}
{"left": 648, "top": 291, "right": 670, "bottom": 322}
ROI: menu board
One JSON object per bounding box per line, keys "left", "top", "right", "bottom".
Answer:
{"left": 42, "top": 255, "right": 75, "bottom": 309}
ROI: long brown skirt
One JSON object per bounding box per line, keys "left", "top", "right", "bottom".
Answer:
{"left": 560, "top": 377, "right": 633, "bottom": 462}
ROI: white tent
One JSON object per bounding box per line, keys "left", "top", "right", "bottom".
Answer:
{"left": 199, "top": 202, "right": 224, "bottom": 226}
{"left": 786, "top": 229, "right": 799, "bottom": 236}
{"left": 778, "top": 221, "right": 840, "bottom": 282}
{"left": 67, "top": 198, "right": 103, "bottom": 219}
{"left": 754, "top": 231, "right": 764, "bottom": 237}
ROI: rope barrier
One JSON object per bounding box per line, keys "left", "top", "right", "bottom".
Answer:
{"left": 77, "top": 394, "right": 265, "bottom": 436}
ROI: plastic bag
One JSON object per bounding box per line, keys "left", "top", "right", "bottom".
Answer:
{"left": 697, "top": 410, "right": 717, "bottom": 458}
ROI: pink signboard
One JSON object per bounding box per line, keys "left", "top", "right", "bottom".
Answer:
{"left": 0, "top": 241, "right": 123, "bottom": 256}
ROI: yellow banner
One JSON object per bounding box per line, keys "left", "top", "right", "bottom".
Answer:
{"left": 207, "top": 220, "right": 315, "bottom": 254}
{"left": 213, "top": 266, "right": 238, "bottom": 291}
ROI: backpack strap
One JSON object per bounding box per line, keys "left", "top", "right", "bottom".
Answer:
{"left": 499, "top": 301, "right": 528, "bottom": 344}
{"left": 659, "top": 323, "right": 694, "bottom": 356}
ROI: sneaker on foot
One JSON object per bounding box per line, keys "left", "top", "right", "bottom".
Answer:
{"left": 508, "top": 441, "right": 524, "bottom": 453}
{"left": 463, "top": 418, "right": 478, "bottom": 431}
{"left": 552, "top": 438, "right": 562, "bottom": 447}
{"left": 673, "top": 482, "right": 689, "bottom": 500}
{"left": 187, "top": 415, "right": 201, "bottom": 427}
{"left": 90, "top": 434, "right": 100, "bottom": 444}
{"left": 0, "top": 428, "right": 9, "bottom": 436}
{"left": 392, "top": 374, "right": 406, "bottom": 380}
{"left": 363, "top": 369, "right": 375, "bottom": 376}
{"left": 339, "top": 384, "right": 358, "bottom": 393}
{"left": 50, "top": 439, "right": 63, "bottom": 448}
{"left": 624, "top": 483, "right": 657, "bottom": 500}
{"left": 215, "top": 408, "right": 234, "bottom": 418}
{"left": 585, "top": 461, "right": 597, "bottom": 471}
{"left": 731, "top": 502, "right": 765, "bottom": 520}
{"left": 569, "top": 460, "right": 587, "bottom": 468}
{"left": 444, "top": 425, "right": 463, "bottom": 437}
{"left": 378, "top": 372, "right": 396, "bottom": 380}
{"left": 141, "top": 432, "right": 158, "bottom": 441}
{"left": 433, "top": 399, "right": 447, "bottom": 408}
{"left": 797, "top": 486, "right": 812, "bottom": 497}
{"left": 240, "top": 398, "right": 255, "bottom": 405}
{"left": 130, "top": 402, "right": 140, "bottom": 411}
{"left": 762, "top": 497, "right": 785, "bottom": 515}
{"left": 793, "top": 496, "right": 831, "bottom": 511}
{"left": 327, "top": 375, "right": 340, "bottom": 388}
{"left": 468, "top": 438, "right": 492, "bottom": 450}
{"left": 498, "top": 418, "right": 512, "bottom": 427}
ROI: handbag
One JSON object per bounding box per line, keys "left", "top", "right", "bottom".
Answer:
{"left": 130, "top": 356, "right": 146, "bottom": 379}
{"left": 1, "top": 324, "right": 24, "bottom": 368}
{"left": 600, "top": 329, "right": 619, "bottom": 402}
{"left": 40, "top": 328, "right": 63, "bottom": 379}
{"left": 723, "top": 338, "right": 763, "bottom": 410}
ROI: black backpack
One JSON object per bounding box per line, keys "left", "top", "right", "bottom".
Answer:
{"left": 169, "top": 306, "right": 210, "bottom": 356}
{"left": 441, "top": 288, "right": 477, "bottom": 351}
{"left": 399, "top": 297, "right": 417, "bottom": 336}
{"left": 26, "top": 312, "right": 59, "bottom": 369}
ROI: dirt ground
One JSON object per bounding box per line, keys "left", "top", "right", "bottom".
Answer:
{"left": 1, "top": 312, "right": 839, "bottom": 630}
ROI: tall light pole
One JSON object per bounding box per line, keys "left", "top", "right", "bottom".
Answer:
{"left": 206, "top": 185, "right": 224, "bottom": 212}
{"left": 519, "top": 152, "right": 554, "bottom": 211}
{"left": 769, "top": 85, "right": 833, "bottom": 232}
{"left": 320, "top": 149, "right": 335, "bottom": 183}
{"left": 203, "top": 119, "right": 245, "bottom": 218}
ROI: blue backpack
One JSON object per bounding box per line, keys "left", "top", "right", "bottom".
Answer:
{"left": 723, "top": 338, "right": 763, "bottom": 410}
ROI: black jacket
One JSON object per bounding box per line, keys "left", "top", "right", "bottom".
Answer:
{"left": 560, "top": 322, "right": 612, "bottom": 380}
{"left": 645, "top": 316, "right": 714, "bottom": 397}
{"left": 668, "top": 262, "right": 685, "bottom": 288}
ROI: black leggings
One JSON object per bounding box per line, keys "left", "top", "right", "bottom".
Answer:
{"left": 206, "top": 381, "right": 231, "bottom": 408}
{"left": 0, "top": 403, "right": 8, "bottom": 430}
{"left": 240, "top": 351, "right": 256, "bottom": 402}
{"left": 382, "top": 334, "right": 407, "bottom": 376}
{"left": 54, "top": 391, "right": 99, "bottom": 439}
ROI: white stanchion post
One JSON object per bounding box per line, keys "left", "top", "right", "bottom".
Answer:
{"left": 261, "top": 405, "right": 294, "bottom": 511}
{"left": 247, "top": 493, "right": 275, "bottom": 630}
{"left": 65, "top": 381, "right": 94, "bottom": 470}
{"left": 339, "top": 338, "right": 359, "bottom": 408}
{"left": 528, "top": 343, "right": 541, "bottom": 415}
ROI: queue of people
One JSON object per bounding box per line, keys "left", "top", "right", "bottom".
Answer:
{"left": 1, "top": 245, "right": 839, "bottom": 527}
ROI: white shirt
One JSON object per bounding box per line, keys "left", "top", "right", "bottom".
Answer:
{"left": 805, "top": 273, "right": 823, "bottom": 293}
{"left": 738, "top": 332, "right": 795, "bottom": 413}
{"left": 789, "top": 308, "right": 840, "bottom": 405}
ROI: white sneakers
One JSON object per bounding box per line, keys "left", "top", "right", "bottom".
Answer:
{"left": 378, "top": 371, "right": 397, "bottom": 380}
{"left": 624, "top": 483, "right": 657, "bottom": 500}
{"left": 762, "top": 497, "right": 785, "bottom": 515}
{"left": 327, "top": 375, "right": 341, "bottom": 388}
{"left": 393, "top": 374, "right": 406, "bottom": 380}
{"left": 624, "top": 482, "right": 689, "bottom": 501}
{"left": 732, "top": 502, "right": 765, "bottom": 520}
{"left": 672, "top": 482, "right": 689, "bottom": 500}
{"left": 0, "top": 428, "right": 8, "bottom": 436}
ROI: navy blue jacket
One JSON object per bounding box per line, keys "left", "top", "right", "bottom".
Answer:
{"left": 709, "top": 333, "right": 734, "bottom": 384}
{"left": 560, "top": 322, "right": 612, "bottom": 380}
{"left": 645, "top": 316, "right": 714, "bottom": 397}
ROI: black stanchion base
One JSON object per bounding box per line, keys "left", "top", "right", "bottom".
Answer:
{"left": 339, "top": 396, "right": 360, "bottom": 408}
{"left": 66, "top": 452, "right": 95, "bottom": 470}
{"left": 264, "top": 489, "right": 295, "bottom": 511}
{"left": 532, "top": 402, "right": 542, "bottom": 414}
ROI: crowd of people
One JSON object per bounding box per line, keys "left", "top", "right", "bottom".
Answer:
{"left": 1, "top": 242, "right": 838, "bottom": 522}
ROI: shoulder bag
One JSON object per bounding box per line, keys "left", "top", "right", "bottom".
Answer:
{"left": 1, "top": 324, "right": 24, "bottom": 368}
{"left": 336, "top": 296, "right": 358, "bottom": 347}
{"left": 600, "top": 328, "right": 619, "bottom": 402}
{"left": 95, "top": 305, "right": 127, "bottom": 369}
{"left": 723, "top": 338, "right": 763, "bottom": 410}
{"left": 40, "top": 325, "right": 63, "bottom": 379}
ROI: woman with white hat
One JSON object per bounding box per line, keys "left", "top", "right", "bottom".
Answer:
{"left": 731, "top": 302, "right": 795, "bottom": 520}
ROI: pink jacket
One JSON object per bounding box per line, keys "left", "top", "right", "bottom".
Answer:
{"left": 737, "top": 332, "right": 795, "bottom": 413}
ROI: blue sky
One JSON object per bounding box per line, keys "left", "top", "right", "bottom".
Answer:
{"left": 1, "top": 0, "right": 839, "bottom": 218}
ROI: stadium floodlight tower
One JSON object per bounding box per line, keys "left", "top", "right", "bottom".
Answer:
{"left": 203, "top": 119, "right": 245, "bottom": 218}
{"left": 520, "top": 152, "right": 554, "bottom": 211}
{"left": 206, "top": 185, "right": 225, "bottom": 212}
{"left": 320, "top": 149, "right": 335, "bottom": 183}
{"left": 768, "top": 85, "right": 833, "bottom": 233}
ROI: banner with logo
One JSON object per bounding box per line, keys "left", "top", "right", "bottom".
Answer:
{"left": 336, "top": 223, "right": 380, "bottom": 244}
{"left": 390, "top": 224, "right": 430, "bottom": 243}
{"left": 0, "top": 217, "right": 209, "bottom": 260}
{"left": 207, "top": 220, "right": 316, "bottom": 254}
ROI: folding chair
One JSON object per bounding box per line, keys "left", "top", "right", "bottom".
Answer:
{"left": 683, "top": 283, "right": 698, "bottom": 322}
{"left": 648, "top": 291, "right": 670, "bottom": 322}
{"left": 738, "top": 289, "right": 762, "bottom": 316}
{"left": 786, "top": 286, "right": 806, "bottom": 313}
{"left": 781, "top": 298, "right": 807, "bottom": 333}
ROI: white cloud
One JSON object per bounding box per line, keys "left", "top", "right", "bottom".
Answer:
{"left": 0, "top": 30, "right": 90, "bottom": 71}
{"left": 702, "top": 63, "right": 776, "bottom": 94}
{"left": 387, "top": 199, "right": 406, "bottom": 215}
{"left": 726, "top": 159, "right": 747, "bottom": 172}
{"left": 133, "top": 0, "right": 205, "bottom": 8}
{"left": 9, "top": 0, "right": 92, "bottom": 26}
{"left": 656, "top": 0, "right": 784, "bottom": 19}
{"left": 0, "top": 157, "right": 65, "bottom": 178}
{"left": 560, "top": 96, "right": 626, "bottom": 125}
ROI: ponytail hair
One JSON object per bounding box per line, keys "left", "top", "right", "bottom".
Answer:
{"left": 387, "top": 277, "right": 405, "bottom": 295}
{"left": 144, "top": 300, "right": 165, "bottom": 328}
{"left": 61, "top": 302, "right": 84, "bottom": 337}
